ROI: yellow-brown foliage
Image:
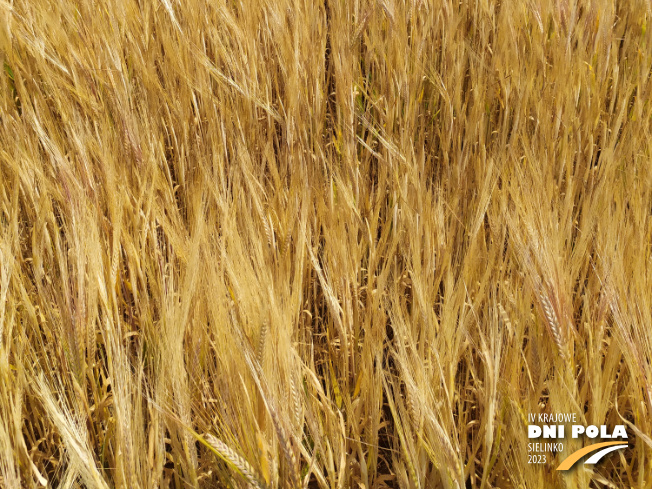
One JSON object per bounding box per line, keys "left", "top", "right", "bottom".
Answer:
{"left": 0, "top": 0, "right": 651, "bottom": 487}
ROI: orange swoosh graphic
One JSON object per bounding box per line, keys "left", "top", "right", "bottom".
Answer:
{"left": 557, "top": 442, "right": 626, "bottom": 471}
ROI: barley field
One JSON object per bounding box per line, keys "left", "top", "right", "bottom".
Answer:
{"left": 0, "top": 0, "right": 651, "bottom": 487}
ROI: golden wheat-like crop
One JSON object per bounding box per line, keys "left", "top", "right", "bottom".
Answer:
{"left": 0, "top": 0, "right": 651, "bottom": 487}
